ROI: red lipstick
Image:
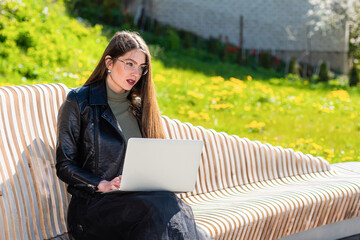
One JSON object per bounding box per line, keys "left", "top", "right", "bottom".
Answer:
{"left": 126, "top": 79, "right": 135, "bottom": 86}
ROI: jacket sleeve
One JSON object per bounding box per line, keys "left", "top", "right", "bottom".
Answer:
{"left": 55, "top": 90, "right": 103, "bottom": 194}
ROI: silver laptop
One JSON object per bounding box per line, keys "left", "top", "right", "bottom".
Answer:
{"left": 106, "top": 138, "right": 203, "bottom": 193}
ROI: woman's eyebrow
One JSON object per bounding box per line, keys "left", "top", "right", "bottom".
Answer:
{"left": 123, "top": 58, "right": 147, "bottom": 65}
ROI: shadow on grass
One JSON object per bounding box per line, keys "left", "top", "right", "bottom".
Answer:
{"left": 154, "top": 48, "right": 284, "bottom": 81}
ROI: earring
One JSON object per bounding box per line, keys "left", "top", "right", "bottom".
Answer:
{"left": 108, "top": 70, "right": 111, "bottom": 74}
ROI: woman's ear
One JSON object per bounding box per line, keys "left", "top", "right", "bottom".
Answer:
{"left": 105, "top": 55, "right": 113, "bottom": 70}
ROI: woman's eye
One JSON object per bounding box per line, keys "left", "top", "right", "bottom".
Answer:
{"left": 126, "top": 62, "right": 133, "bottom": 67}
{"left": 140, "top": 66, "right": 147, "bottom": 71}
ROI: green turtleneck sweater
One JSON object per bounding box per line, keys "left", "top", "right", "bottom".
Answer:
{"left": 106, "top": 82, "right": 142, "bottom": 142}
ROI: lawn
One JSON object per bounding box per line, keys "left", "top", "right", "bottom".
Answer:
{"left": 150, "top": 57, "right": 360, "bottom": 164}
{"left": 1, "top": 0, "right": 359, "bottom": 164}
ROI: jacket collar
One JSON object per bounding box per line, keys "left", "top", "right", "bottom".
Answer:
{"left": 89, "top": 80, "right": 108, "bottom": 105}
{"left": 88, "top": 79, "right": 145, "bottom": 138}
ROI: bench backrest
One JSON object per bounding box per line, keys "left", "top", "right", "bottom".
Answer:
{"left": 161, "top": 107, "right": 331, "bottom": 197}
{"left": 0, "top": 84, "right": 70, "bottom": 240}
{"left": 0, "top": 83, "right": 331, "bottom": 239}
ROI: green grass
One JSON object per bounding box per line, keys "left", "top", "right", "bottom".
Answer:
{"left": 0, "top": 0, "right": 107, "bottom": 87}
{"left": 1, "top": 0, "right": 359, "bottom": 164}
{"left": 151, "top": 58, "right": 360, "bottom": 164}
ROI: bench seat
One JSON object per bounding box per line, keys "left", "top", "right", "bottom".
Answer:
{"left": 183, "top": 167, "right": 360, "bottom": 239}
{"left": 1, "top": 83, "right": 360, "bottom": 240}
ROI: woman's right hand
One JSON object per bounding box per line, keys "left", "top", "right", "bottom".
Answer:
{"left": 97, "top": 176, "right": 122, "bottom": 193}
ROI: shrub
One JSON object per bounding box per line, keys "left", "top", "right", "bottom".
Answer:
{"left": 208, "top": 37, "right": 223, "bottom": 56}
{"left": 288, "top": 57, "right": 299, "bottom": 75}
{"left": 15, "top": 31, "right": 34, "bottom": 51}
{"left": 244, "top": 50, "right": 257, "bottom": 68}
{"left": 153, "top": 20, "right": 166, "bottom": 36}
{"left": 0, "top": 0, "right": 108, "bottom": 85}
{"left": 349, "top": 65, "right": 359, "bottom": 87}
{"left": 318, "top": 61, "right": 329, "bottom": 83}
{"left": 148, "top": 44, "right": 164, "bottom": 59}
{"left": 142, "top": 16, "right": 153, "bottom": 32}
{"left": 182, "top": 31, "right": 192, "bottom": 49}
{"left": 64, "top": 0, "right": 123, "bottom": 27}
{"left": 0, "top": 33, "right": 6, "bottom": 43}
{"left": 195, "top": 35, "right": 208, "bottom": 51}
{"left": 165, "top": 30, "right": 181, "bottom": 50}
{"left": 259, "top": 51, "right": 271, "bottom": 69}
{"left": 223, "top": 50, "right": 237, "bottom": 63}
{"left": 272, "top": 56, "right": 283, "bottom": 72}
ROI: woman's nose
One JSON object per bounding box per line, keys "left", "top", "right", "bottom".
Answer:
{"left": 131, "top": 68, "right": 142, "bottom": 78}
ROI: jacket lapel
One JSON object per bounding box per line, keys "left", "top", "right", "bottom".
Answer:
{"left": 89, "top": 80, "right": 107, "bottom": 106}
{"left": 101, "top": 107, "right": 124, "bottom": 138}
{"left": 89, "top": 81, "right": 124, "bottom": 138}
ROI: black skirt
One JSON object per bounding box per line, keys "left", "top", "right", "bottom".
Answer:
{"left": 67, "top": 191, "right": 208, "bottom": 240}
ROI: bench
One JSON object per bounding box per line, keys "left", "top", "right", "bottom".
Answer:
{"left": 1, "top": 83, "right": 360, "bottom": 240}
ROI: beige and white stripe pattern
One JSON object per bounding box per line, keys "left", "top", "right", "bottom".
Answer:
{"left": 0, "top": 84, "right": 70, "bottom": 240}
{"left": 1, "top": 83, "right": 360, "bottom": 240}
{"left": 161, "top": 116, "right": 360, "bottom": 239}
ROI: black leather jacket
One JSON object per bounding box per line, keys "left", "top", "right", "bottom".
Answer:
{"left": 56, "top": 80, "right": 141, "bottom": 198}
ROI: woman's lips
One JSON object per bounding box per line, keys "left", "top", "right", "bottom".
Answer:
{"left": 126, "top": 79, "right": 136, "bottom": 85}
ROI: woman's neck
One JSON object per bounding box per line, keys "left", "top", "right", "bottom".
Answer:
{"left": 106, "top": 81, "right": 129, "bottom": 102}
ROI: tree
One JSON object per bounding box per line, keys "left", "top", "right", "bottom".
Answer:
{"left": 318, "top": 62, "right": 329, "bottom": 83}
{"left": 288, "top": 57, "right": 299, "bottom": 75}
{"left": 307, "top": 0, "right": 360, "bottom": 59}
{"left": 122, "top": 0, "right": 132, "bottom": 23}
{"left": 349, "top": 65, "right": 359, "bottom": 87}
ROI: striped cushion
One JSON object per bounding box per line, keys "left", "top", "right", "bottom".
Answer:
{"left": 1, "top": 83, "right": 360, "bottom": 240}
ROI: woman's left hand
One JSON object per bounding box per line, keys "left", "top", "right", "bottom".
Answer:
{"left": 97, "top": 176, "right": 122, "bottom": 192}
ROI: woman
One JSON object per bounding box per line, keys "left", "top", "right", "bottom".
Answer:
{"left": 56, "top": 31, "right": 206, "bottom": 240}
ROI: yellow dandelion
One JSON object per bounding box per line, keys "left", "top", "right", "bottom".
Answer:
{"left": 341, "top": 156, "right": 353, "bottom": 162}
{"left": 199, "top": 112, "right": 210, "bottom": 121}
{"left": 229, "top": 77, "right": 247, "bottom": 87}
{"left": 311, "top": 143, "right": 323, "bottom": 150}
{"left": 187, "top": 110, "right": 198, "bottom": 120}
{"left": 0, "top": 83, "right": 13, "bottom": 87}
{"left": 154, "top": 74, "right": 166, "bottom": 83}
{"left": 324, "top": 149, "right": 334, "bottom": 155}
{"left": 210, "top": 103, "right": 234, "bottom": 110}
{"left": 327, "top": 89, "right": 350, "bottom": 102}
{"left": 187, "top": 90, "right": 204, "bottom": 99}
{"left": 75, "top": 79, "right": 86, "bottom": 86}
{"left": 178, "top": 106, "right": 186, "bottom": 115}
{"left": 244, "top": 105, "right": 251, "bottom": 111}
{"left": 211, "top": 76, "right": 225, "bottom": 84}
{"left": 245, "top": 121, "right": 265, "bottom": 132}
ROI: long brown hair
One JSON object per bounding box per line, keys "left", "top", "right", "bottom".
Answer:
{"left": 84, "top": 31, "right": 165, "bottom": 139}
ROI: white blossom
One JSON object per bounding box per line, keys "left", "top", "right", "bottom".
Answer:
{"left": 308, "top": 0, "right": 360, "bottom": 49}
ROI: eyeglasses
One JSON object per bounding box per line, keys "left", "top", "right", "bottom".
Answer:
{"left": 114, "top": 58, "right": 149, "bottom": 76}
